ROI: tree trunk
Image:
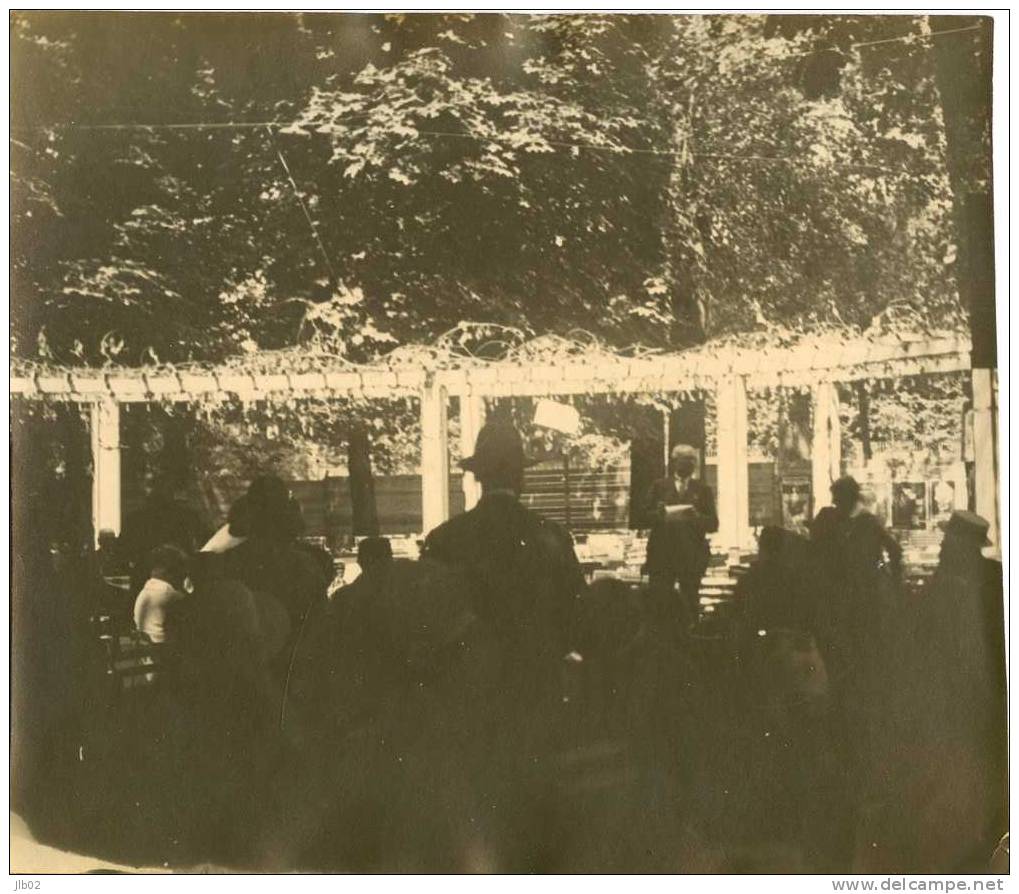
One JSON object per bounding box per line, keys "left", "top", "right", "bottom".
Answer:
{"left": 856, "top": 382, "right": 872, "bottom": 464}
{"left": 664, "top": 104, "right": 709, "bottom": 347}
{"left": 930, "top": 15, "right": 995, "bottom": 369}
{"left": 662, "top": 103, "right": 711, "bottom": 482}
{"left": 348, "top": 423, "right": 379, "bottom": 537}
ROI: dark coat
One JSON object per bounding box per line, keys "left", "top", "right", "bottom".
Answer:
{"left": 212, "top": 537, "right": 329, "bottom": 629}
{"left": 808, "top": 506, "right": 902, "bottom": 693}
{"left": 643, "top": 477, "right": 718, "bottom": 578}
{"left": 736, "top": 556, "right": 818, "bottom": 636}
{"left": 926, "top": 554, "right": 1006, "bottom": 733}
{"left": 809, "top": 506, "right": 902, "bottom": 587}
{"left": 420, "top": 492, "right": 585, "bottom": 658}
{"left": 277, "top": 558, "right": 503, "bottom": 870}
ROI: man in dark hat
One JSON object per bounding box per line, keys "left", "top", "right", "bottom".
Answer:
{"left": 422, "top": 420, "right": 584, "bottom": 654}
{"left": 928, "top": 511, "right": 1004, "bottom": 694}
{"left": 643, "top": 443, "right": 718, "bottom": 629}
{"left": 420, "top": 420, "right": 585, "bottom": 869}
{"left": 921, "top": 510, "right": 1007, "bottom": 869}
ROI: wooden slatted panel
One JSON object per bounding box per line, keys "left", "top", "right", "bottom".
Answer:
{"left": 518, "top": 463, "right": 630, "bottom": 531}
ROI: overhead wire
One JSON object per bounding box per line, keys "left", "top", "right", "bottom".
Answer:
{"left": 8, "top": 19, "right": 984, "bottom": 142}
{"left": 264, "top": 124, "right": 339, "bottom": 286}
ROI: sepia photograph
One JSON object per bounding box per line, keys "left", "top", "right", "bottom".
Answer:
{"left": 8, "top": 9, "right": 1008, "bottom": 877}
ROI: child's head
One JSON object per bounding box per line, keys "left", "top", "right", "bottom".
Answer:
{"left": 148, "top": 543, "right": 190, "bottom": 591}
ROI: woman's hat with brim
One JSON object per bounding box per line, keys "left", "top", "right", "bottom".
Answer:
{"left": 460, "top": 421, "right": 537, "bottom": 477}
{"left": 202, "top": 522, "right": 247, "bottom": 554}
{"left": 228, "top": 475, "right": 303, "bottom": 541}
{"left": 938, "top": 509, "right": 992, "bottom": 546}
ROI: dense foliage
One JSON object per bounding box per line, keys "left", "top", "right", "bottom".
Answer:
{"left": 12, "top": 12, "right": 965, "bottom": 368}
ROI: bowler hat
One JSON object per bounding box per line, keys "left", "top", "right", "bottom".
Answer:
{"left": 460, "top": 422, "right": 536, "bottom": 478}
{"left": 939, "top": 510, "right": 992, "bottom": 545}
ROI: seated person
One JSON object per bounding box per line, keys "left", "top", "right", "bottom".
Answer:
{"left": 133, "top": 543, "right": 191, "bottom": 645}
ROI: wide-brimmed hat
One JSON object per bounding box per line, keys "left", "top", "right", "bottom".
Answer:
{"left": 939, "top": 510, "right": 992, "bottom": 545}
{"left": 228, "top": 474, "right": 303, "bottom": 541}
{"left": 460, "top": 422, "right": 536, "bottom": 478}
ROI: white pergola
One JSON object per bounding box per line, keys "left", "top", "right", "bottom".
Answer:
{"left": 10, "top": 331, "right": 998, "bottom": 551}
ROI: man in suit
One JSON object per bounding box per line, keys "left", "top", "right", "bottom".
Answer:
{"left": 644, "top": 443, "right": 719, "bottom": 629}
{"left": 420, "top": 420, "right": 585, "bottom": 870}
{"left": 421, "top": 421, "right": 584, "bottom": 657}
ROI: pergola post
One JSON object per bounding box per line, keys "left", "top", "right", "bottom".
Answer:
{"left": 971, "top": 368, "right": 999, "bottom": 546}
{"left": 715, "top": 375, "right": 750, "bottom": 554}
{"left": 90, "top": 397, "right": 122, "bottom": 545}
{"left": 420, "top": 379, "right": 450, "bottom": 535}
{"left": 811, "top": 381, "right": 841, "bottom": 516}
{"left": 459, "top": 393, "right": 485, "bottom": 512}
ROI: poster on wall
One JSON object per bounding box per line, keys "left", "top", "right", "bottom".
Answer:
{"left": 781, "top": 479, "right": 811, "bottom": 532}
{"left": 892, "top": 481, "right": 928, "bottom": 530}
{"left": 929, "top": 479, "right": 956, "bottom": 526}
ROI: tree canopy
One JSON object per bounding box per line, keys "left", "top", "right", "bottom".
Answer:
{"left": 12, "top": 12, "right": 966, "bottom": 370}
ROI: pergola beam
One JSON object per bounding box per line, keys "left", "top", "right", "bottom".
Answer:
{"left": 10, "top": 335, "right": 973, "bottom": 404}
{"left": 12, "top": 332, "right": 983, "bottom": 546}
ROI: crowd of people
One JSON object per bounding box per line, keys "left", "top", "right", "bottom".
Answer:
{"left": 11, "top": 422, "right": 1009, "bottom": 873}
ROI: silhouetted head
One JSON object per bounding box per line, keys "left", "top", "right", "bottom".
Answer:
{"left": 757, "top": 526, "right": 786, "bottom": 563}
{"left": 830, "top": 476, "right": 862, "bottom": 511}
{"left": 669, "top": 444, "right": 699, "bottom": 480}
{"left": 229, "top": 474, "right": 304, "bottom": 542}
{"left": 460, "top": 421, "right": 533, "bottom": 495}
{"left": 147, "top": 543, "right": 190, "bottom": 591}
{"left": 939, "top": 510, "right": 991, "bottom": 567}
{"left": 357, "top": 536, "right": 393, "bottom": 574}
